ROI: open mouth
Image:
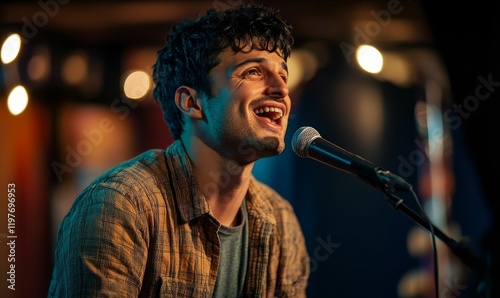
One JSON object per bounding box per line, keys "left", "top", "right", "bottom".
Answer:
{"left": 254, "top": 106, "right": 284, "bottom": 125}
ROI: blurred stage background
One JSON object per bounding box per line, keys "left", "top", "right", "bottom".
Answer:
{"left": 1, "top": 0, "right": 498, "bottom": 297}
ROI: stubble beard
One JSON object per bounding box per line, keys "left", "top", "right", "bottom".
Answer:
{"left": 228, "top": 135, "right": 285, "bottom": 166}
{"left": 215, "top": 111, "right": 287, "bottom": 165}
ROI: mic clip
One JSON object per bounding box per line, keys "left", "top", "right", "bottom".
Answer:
{"left": 375, "top": 167, "right": 413, "bottom": 192}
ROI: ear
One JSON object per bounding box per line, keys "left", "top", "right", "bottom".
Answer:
{"left": 174, "top": 86, "right": 203, "bottom": 119}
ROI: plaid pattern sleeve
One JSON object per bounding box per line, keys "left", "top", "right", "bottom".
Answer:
{"left": 48, "top": 147, "right": 173, "bottom": 297}
{"left": 48, "top": 142, "right": 219, "bottom": 297}
{"left": 51, "top": 184, "right": 149, "bottom": 297}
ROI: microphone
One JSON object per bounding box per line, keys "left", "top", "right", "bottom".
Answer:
{"left": 291, "top": 126, "right": 413, "bottom": 192}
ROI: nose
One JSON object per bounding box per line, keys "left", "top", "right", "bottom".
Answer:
{"left": 266, "top": 72, "right": 289, "bottom": 99}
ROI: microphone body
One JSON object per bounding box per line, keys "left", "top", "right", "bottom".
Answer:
{"left": 292, "top": 126, "right": 412, "bottom": 192}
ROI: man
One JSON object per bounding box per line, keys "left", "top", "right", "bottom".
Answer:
{"left": 48, "top": 3, "right": 310, "bottom": 297}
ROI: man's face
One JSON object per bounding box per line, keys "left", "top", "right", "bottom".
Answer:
{"left": 200, "top": 46, "right": 291, "bottom": 165}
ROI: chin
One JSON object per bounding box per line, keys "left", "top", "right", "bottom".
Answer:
{"left": 234, "top": 136, "right": 284, "bottom": 163}
{"left": 258, "top": 137, "right": 285, "bottom": 157}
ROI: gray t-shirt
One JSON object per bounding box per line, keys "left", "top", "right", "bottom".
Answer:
{"left": 212, "top": 201, "right": 249, "bottom": 298}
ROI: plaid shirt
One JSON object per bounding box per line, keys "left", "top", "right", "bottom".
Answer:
{"left": 48, "top": 140, "right": 310, "bottom": 297}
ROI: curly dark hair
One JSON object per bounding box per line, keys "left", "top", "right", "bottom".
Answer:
{"left": 152, "top": 2, "right": 294, "bottom": 140}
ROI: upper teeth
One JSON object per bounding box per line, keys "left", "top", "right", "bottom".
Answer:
{"left": 254, "top": 106, "right": 283, "bottom": 120}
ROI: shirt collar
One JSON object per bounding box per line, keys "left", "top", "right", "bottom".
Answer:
{"left": 165, "top": 140, "right": 211, "bottom": 223}
{"left": 165, "top": 140, "right": 277, "bottom": 226}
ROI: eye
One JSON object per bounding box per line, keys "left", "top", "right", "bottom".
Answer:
{"left": 243, "top": 68, "right": 260, "bottom": 77}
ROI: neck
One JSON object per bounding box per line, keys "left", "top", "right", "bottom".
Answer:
{"left": 182, "top": 137, "right": 254, "bottom": 226}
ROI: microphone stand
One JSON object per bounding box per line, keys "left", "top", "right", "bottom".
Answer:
{"left": 330, "top": 155, "right": 488, "bottom": 278}
{"left": 383, "top": 189, "right": 488, "bottom": 287}
{"left": 357, "top": 164, "right": 488, "bottom": 277}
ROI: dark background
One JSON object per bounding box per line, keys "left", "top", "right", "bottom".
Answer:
{"left": 1, "top": 0, "right": 498, "bottom": 297}
{"left": 422, "top": 1, "right": 500, "bottom": 296}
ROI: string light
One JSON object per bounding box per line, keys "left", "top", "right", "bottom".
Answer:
{"left": 1, "top": 33, "right": 22, "bottom": 64}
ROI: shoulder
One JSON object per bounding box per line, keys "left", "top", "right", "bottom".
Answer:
{"left": 248, "top": 177, "right": 298, "bottom": 225}
{"left": 95, "top": 149, "right": 166, "bottom": 188}
{"left": 73, "top": 149, "right": 170, "bottom": 211}
{"left": 106, "top": 148, "right": 167, "bottom": 178}
{"left": 250, "top": 178, "right": 293, "bottom": 208}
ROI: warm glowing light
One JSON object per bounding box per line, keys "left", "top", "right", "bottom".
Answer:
{"left": 28, "top": 45, "right": 51, "bottom": 81}
{"left": 356, "top": 45, "right": 383, "bottom": 74}
{"left": 123, "top": 70, "right": 151, "bottom": 99}
{"left": 28, "top": 55, "right": 48, "bottom": 81}
{"left": 62, "top": 52, "right": 88, "bottom": 85}
{"left": 286, "top": 53, "right": 303, "bottom": 91}
{"left": 374, "top": 53, "right": 412, "bottom": 87}
{"left": 287, "top": 48, "right": 319, "bottom": 91}
{"left": 7, "top": 85, "right": 29, "bottom": 115}
{"left": 1, "top": 33, "right": 22, "bottom": 64}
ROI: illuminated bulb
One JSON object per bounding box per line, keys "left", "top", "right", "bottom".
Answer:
{"left": 7, "top": 85, "right": 29, "bottom": 116}
{"left": 356, "top": 45, "right": 383, "bottom": 74}
{"left": 1, "top": 33, "right": 22, "bottom": 64}
{"left": 123, "top": 70, "right": 151, "bottom": 99}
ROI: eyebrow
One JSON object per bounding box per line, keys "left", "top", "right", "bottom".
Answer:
{"left": 231, "top": 57, "right": 288, "bottom": 74}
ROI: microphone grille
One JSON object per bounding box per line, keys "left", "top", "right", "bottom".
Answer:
{"left": 291, "top": 126, "right": 321, "bottom": 157}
